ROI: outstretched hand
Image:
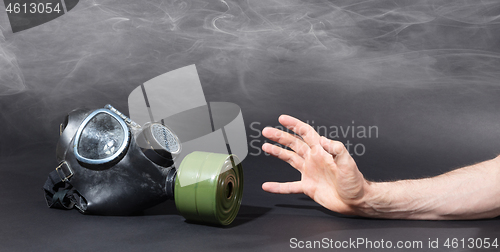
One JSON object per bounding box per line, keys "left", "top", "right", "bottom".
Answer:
{"left": 262, "top": 115, "right": 371, "bottom": 215}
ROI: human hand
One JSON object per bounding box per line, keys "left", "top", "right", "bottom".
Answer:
{"left": 262, "top": 115, "right": 371, "bottom": 215}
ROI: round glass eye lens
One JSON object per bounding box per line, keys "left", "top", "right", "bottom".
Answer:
{"left": 77, "top": 113, "right": 125, "bottom": 160}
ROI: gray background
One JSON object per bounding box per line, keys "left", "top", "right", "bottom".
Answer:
{"left": 1, "top": 0, "right": 500, "bottom": 251}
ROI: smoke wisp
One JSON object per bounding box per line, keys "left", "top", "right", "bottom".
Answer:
{"left": 0, "top": 24, "right": 25, "bottom": 96}
{"left": 1, "top": 0, "right": 500, "bottom": 155}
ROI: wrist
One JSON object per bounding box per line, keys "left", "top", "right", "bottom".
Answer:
{"left": 351, "top": 180, "right": 419, "bottom": 219}
{"left": 352, "top": 180, "right": 385, "bottom": 217}
{"left": 346, "top": 180, "right": 389, "bottom": 218}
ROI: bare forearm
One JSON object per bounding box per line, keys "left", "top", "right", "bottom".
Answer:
{"left": 356, "top": 156, "right": 500, "bottom": 220}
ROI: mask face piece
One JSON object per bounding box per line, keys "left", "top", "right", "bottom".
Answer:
{"left": 44, "top": 105, "right": 178, "bottom": 215}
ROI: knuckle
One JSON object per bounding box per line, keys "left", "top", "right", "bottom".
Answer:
{"left": 296, "top": 123, "right": 314, "bottom": 137}
{"left": 331, "top": 141, "right": 345, "bottom": 155}
{"left": 273, "top": 129, "right": 283, "bottom": 140}
{"left": 271, "top": 145, "right": 283, "bottom": 156}
{"left": 285, "top": 156, "right": 295, "bottom": 166}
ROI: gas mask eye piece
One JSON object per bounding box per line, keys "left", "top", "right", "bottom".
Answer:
{"left": 74, "top": 109, "right": 130, "bottom": 165}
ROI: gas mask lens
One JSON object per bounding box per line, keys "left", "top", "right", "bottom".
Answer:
{"left": 78, "top": 113, "right": 125, "bottom": 159}
{"left": 74, "top": 109, "right": 130, "bottom": 165}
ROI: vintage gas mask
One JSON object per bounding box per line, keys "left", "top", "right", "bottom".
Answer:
{"left": 43, "top": 65, "right": 247, "bottom": 226}
{"left": 44, "top": 104, "right": 243, "bottom": 225}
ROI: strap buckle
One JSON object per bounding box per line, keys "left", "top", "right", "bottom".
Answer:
{"left": 56, "top": 161, "right": 73, "bottom": 182}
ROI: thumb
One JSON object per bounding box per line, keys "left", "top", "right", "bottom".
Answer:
{"left": 320, "top": 136, "right": 352, "bottom": 166}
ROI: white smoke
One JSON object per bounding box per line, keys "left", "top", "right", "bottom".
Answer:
{"left": 1, "top": 0, "right": 499, "bottom": 138}
{"left": 5, "top": 0, "right": 500, "bottom": 96}
{"left": 0, "top": 20, "right": 25, "bottom": 96}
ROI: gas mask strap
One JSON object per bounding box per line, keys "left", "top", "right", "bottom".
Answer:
{"left": 55, "top": 161, "right": 73, "bottom": 182}
{"left": 43, "top": 169, "right": 74, "bottom": 210}
{"left": 43, "top": 162, "right": 86, "bottom": 212}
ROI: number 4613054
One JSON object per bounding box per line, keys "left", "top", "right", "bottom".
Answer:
{"left": 6, "top": 2, "right": 62, "bottom": 14}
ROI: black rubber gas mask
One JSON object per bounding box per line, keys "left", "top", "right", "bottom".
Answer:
{"left": 44, "top": 65, "right": 247, "bottom": 226}
{"left": 45, "top": 103, "right": 244, "bottom": 225}
{"left": 46, "top": 104, "right": 179, "bottom": 215}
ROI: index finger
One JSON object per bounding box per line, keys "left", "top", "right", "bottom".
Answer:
{"left": 278, "top": 115, "right": 321, "bottom": 147}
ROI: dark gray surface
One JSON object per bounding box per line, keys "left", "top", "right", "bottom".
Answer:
{"left": 1, "top": 0, "right": 500, "bottom": 251}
